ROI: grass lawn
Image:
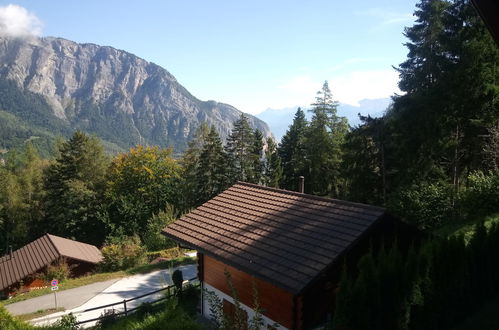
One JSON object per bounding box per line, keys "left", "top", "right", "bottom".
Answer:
{"left": 1, "top": 255, "right": 196, "bottom": 306}
{"left": 100, "top": 285, "right": 202, "bottom": 330}
{"left": 15, "top": 307, "right": 65, "bottom": 322}
{"left": 434, "top": 213, "right": 499, "bottom": 240}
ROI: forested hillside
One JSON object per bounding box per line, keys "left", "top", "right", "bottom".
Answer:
{"left": 0, "top": 113, "right": 280, "bottom": 251}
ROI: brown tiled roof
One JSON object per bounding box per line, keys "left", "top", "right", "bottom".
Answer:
{"left": 163, "top": 182, "right": 385, "bottom": 294}
{"left": 0, "top": 234, "right": 103, "bottom": 291}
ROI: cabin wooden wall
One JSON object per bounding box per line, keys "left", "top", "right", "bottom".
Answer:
{"left": 203, "top": 254, "right": 295, "bottom": 329}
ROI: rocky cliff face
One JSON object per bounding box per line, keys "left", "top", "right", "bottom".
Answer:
{"left": 0, "top": 35, "right": 270, "bottom": 152}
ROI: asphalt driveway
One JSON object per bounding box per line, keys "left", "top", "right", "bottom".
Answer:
{"left": 30, "top": 264, "right": 197, "bottom": 328}
{"left": 5, "top": 278, "right": 119, "bottom": 315}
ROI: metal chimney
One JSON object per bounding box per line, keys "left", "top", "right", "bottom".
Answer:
{"left": 298, "top": 176, "right": 304, "bottom": 194}
{"left": 9, "top": 245, "right": 13, "bottom": 259}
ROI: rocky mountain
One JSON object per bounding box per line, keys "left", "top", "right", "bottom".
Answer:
{"left": 256, "top": 98, "right": 391, "bottom": 141}
{"left": 0, "top": 35, "right": 270, "bottom": 154}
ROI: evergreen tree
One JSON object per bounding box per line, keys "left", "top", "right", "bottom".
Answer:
{"left": 195, "top": 126, "right": 230, "bottom": 204}
{"left": 249, "top": 129, "right": 265, "bottom": 184}
{"left": 397, "top": 0, "right": 451, "bottom": 93}
{"left": 262, "top": 137, "right": 282, "bottom": 188}
{"left": 225, "top": 114, "right": 256, "bottom": 182}
{"left": 342, "top": 115, "right": 389, "bottom": 205}
{"left": 332, "top": 266, "right": 354, "bottom": 330}
{"left": 43, "top": 131, "right": 108, "bottom": 244}
{"left": 278, "top": 108, "right": 308, "bottom": 191}
{"left": 180, "top": 123, "right": 211, "bottom": 209}
{"left": 305, "top": 81, "right": 348, "bottom": 196}
{"left": 0, "top": 144, "right": 47, "bottom": 251}
{"left": 390, "top": 0, "right": 499, "bottom": 193}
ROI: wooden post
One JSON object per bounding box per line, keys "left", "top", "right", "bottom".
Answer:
{"left": 123, "top": 299, "right": 127, "bottom": 316}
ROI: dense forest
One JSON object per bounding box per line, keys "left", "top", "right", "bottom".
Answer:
{"left": 0, "top": 0, "right": 497, "bottom": 327}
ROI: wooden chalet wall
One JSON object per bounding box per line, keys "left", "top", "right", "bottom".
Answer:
{"left": 203, "top": 254, "right": 296, "bottom": 329}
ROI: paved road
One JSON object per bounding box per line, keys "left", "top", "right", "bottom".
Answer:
{"left": 5, "top": 279, "right": 119, "bottom": 315}
{"left": 31, "top": 264, "right": 197, "bottom": 328}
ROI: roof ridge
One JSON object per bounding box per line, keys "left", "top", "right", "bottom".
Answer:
{"left": 236, "top": 181, "right": 386, "bottom": 212}
{"left": 45, "top": 233, "right": 62, "bottom": 256}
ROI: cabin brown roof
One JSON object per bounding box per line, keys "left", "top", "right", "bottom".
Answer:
{"left": 0, "top": 234, "right": 103, "bottom": 291}
{"left": 163, "top": 182, "right": 386, "bottom": 294}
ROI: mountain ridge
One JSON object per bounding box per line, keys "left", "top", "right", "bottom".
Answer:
{"left": 0, "top": 35, "right": 271, "bottom": 154}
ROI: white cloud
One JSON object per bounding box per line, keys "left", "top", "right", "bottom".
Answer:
{"left": 355, "top": 8, "right": 414, "bottom": 34}
{"left": 0, "top": 4, "right": 43, "bottom": 37}
{"left": 356, "top": 8, "right": 414, "bottom": 25}
{"left": 330, "top": 70, "right": 400, "bottom": 106}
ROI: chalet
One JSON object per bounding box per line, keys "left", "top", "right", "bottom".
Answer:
{"left": 163, "top": 182, "right": 419, "bottom": 329}
{"left": 0, "top": 234, "right": 103, "bottom": 297}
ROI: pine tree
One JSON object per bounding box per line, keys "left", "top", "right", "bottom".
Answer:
{"left": 397, "top": 0, "right": 451, "bottom": 93}
{"left": 333, "top": 265, "right": 354, "bottom": 330}
{"left": 180, "top": 123, "right": 211, "bottom": 209}
{"left": 0, "top": 143, "right": 47, "bottom": 251}
{"left": 225, "top": 114, "right": 256, "bottom": 182}
{"left": 342, "top": 115, "right": 389, "bottom": 205}
{"left": 278, "top": 108, "right": 308, "bottom": 191}
{"left": 390, "top": 0, "right": 499, "bottom": 193}
{"left": 262, "top": 137, "right": 282, "bottom": 188}
{"left": 195, "top": 126, "right": 230, "bottom": 204}
{"left": 305, "top": 81, "right": 348, "bottom": 196}
{"left": 43, "top": 131, "right": 108, "bottom": 244}
{"left": 249, "top": 129, "right": 264, "bottom": 184}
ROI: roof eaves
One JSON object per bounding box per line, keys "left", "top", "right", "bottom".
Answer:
{"left": 162, "top": 230, "right": 302, "bottom": 294}
{"left": 296, "top": 211, "right": 387, "bottom": 295}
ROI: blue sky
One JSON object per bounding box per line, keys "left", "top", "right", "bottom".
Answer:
{"left": 0, "top": 1, "right": 417, "bottom": 114}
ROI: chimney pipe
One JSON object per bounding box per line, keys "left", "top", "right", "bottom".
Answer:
{"left": 9, "top": 245, "right": 12, "bottom": 259}
{"left": 298, "top": 176, "right": 304, "bottom": 194}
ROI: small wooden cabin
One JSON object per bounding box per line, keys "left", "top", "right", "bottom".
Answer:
{"left": 163, "top": 182, "right": 418, "bottom": 329}
{"left": 0, "top": 234, "right": 103, "bottom": 297}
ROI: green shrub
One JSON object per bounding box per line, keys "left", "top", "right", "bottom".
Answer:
{"left": 96, "top": 309, "right": 120, "bottom": 328}
{"left": 0, "top": 305, "right": 34, "bottom": 330}
{"left": 388, "top": 181, "right": 454, "bottom": 229}
{"left": 146, "top": 247, "right": 189, "bottom": 262}
{"left": 460, "top": 171, "right": 499, "bottom": 219}
{"left": 54, "top": 313, "right": 79, "bottom": 330}
{"left": 100, "top": 300, "right": 201, "bottom": 330}
{"left": 100, "top": 235, "right": 146, "bottom": 271}
{"left": 136, "top": 302, "right": 154, "bottom": 319}
{"left": 45, "top": 258, "right": 72, "bottom": 282}
{"left": 142, "top": 206, "right": 179, "bottom": 251}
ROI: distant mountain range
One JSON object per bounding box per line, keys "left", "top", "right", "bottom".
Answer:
{"left": 0, "top": 35, "right": 270, "bottom": 155}
{"left": 256, "top": 98, "right": 391, "bottom": 141}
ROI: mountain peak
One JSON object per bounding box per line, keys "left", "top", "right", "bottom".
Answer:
{"left": 0, "top": 35, "right": 270, "bottom": 153}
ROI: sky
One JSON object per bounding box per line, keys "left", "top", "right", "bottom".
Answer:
{"left": 0, "top": 1, "right": 417, "bottom": 115}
